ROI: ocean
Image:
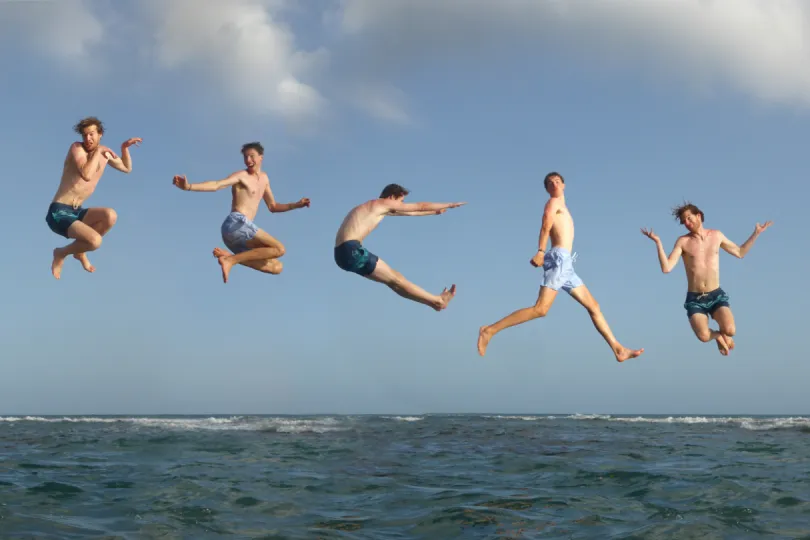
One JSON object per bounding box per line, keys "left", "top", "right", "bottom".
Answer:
{"left": 0, "top": 414, "right": 808, "bottom": 539}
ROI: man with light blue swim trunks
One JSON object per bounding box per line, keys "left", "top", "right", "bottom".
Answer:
{"left": 478, "top": 172, "right": 644, "bottom": 363}
{"left": 173, "top": 142, "right": 310, "bottom": 283}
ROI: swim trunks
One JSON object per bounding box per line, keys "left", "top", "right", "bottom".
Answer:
{"left": 540, "top": 246, "right": 583, "bottom": 294}
{"left": 683, "top": 287, "right": 730, "bottom": 318}
{"left": 334, "top": 240, "right": 378, "bottom": 276}
{"left": 45, "top": 202, "right": 89, "bottom": 238}
{"left": 221, "top": 212, "right": 259, "bottom": 254}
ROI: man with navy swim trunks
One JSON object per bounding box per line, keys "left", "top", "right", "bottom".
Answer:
{"left": 46, "top": 116, "right": 142, "bottom": 280}
{"left": 333, "top": 183, "right": 465, "bottom": 311}
{"left": 641, "top": 202, "right": 773, "bottom": 355}
{"left": 478, "top": 172, "right": 644, "bottom": 363}
{"left": 173, "top": 142, "right": 310, "bottom": 283}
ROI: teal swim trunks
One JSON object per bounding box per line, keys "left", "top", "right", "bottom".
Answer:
{"left": 684, "top": 287, "right": 730, "bottom": 318}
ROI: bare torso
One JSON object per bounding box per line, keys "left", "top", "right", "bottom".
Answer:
{"left": 52, "top": 143, "right": 108, "bottom": 207}
{"left": 335, "top": 200, "right": 387, "bottom": 246}
{"left": 549, "top": 198, "right": 575, "bottom": 252}
{"left": 679, "top": 229, "right": 722, "bottom": 293}
{"left": 231, "top": 171, "right": 269, "bottom": 221}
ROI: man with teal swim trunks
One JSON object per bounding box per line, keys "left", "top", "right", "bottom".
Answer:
{"left": 641, "top": 202, "right": 773, "bottom": 355}
{"left": 46, "top": 116, "right": 142, "bottom": 279}
{"left": 333, "top": 183, "right": 465, "bottom": 311}
{"left": 478, "top": 172, "right": 644, "bottom": 363}
{"left": 173, "top": 142, "right": 310, "bottom": 283}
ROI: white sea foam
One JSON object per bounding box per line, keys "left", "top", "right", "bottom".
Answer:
{"left": 0, "top": 416, "right": 350, "bottom": 433}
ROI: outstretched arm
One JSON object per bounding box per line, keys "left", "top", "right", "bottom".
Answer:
{"left": 263, "top": 184, "right": 310, "bottom": 213}
{"left": 173, "top": 171, "right": 242, "bottom": 192}
{"left": 641, "top": 228, "right": 683, "bottom": 273}
{"left": 720, "top": 221, "right": 773, "bottom": 258}
{"left": 385, "top": 200, "right": 465, "bottom": 215}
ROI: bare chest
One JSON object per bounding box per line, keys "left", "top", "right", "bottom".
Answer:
{"left": 682, "top": 235, "right": 721, "bottom": 261}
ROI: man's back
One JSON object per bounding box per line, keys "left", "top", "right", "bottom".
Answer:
{"left": 335, "top": 199, "right": 388, "bottom": 246}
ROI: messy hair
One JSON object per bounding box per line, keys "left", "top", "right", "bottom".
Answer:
{"left": 73, "top": 117, "right": 104, "bottom": 136}
{"left": 543, "top": 171, "right": 564, "bottom": 190}
{"left": 379, "top": 183, "right": 410, "bottom": 199}
{"left": 672, "top": 201, "right": 704, "bottom": 224}
{"left": 241, "top": 142, "right": 264, "bottom": 155}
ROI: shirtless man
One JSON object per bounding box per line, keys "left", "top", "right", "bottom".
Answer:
{"left": 46, "top": 116, "right": 142, "bottom": 279}
{"left": 173, "top": 142, "right": 310, "bottom": 283}
{"left": 478, "top": 172, "right": 644, "bottom": 362}
{"left": 334, "top": 183, "right": 464, "bottom": 311}
{"left": 641, "top": 202, "right": 772, "bottom": 356}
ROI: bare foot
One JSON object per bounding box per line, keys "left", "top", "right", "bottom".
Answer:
{"left": 73, "top": 253, "right": 95, "bottom": 273}
{"left": 715, "top": 335, "right": 730, "bottom": 356}
{"left": 435, "top": 284, "right": 457, "bottom": 311}
{"left": 724, "top": 335, "right": 735, "bottom": 351}
{"left": 212, "top": 247, "right": 234, "bottom": 283}
{"left": 477, "top": 325, "right": 494, "bottom": 356}
{"left": 51, "top": 248, "right": 68, "bottom": 280}
{"left": 615, "top": 346, "right": 645, "bottom": 363}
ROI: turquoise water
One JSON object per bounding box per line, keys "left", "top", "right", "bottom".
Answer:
{"left": 1, "top": 414, "right": 808, "bottom": 538}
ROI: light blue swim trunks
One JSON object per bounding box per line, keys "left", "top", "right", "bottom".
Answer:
{"left": 221, "top": 212, "right": 259, "bottom": 254}
{"left": 541, "top": 247, "right": 583, "bottom": 294}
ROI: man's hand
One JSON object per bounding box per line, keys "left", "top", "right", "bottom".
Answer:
{"left": 530, "top": 251, "right": 545, "bottom": 268}
{"left": 640, "top": 227, "right": 660, "bottom": 242}
{"left": 121, "top": 137, "right": 142, "bottom": 149}
{"left": 173, "top": 174, "right": 190, "bottom": 191}
{"left": 297, "top": 198, "right": 311, "bottom": 208}
{"left": 754, "top": 221, "right": 773, "bottom": 235}
{"left": 435, "top": 208, "right": 447, "bottom": 215}
{"left": 100, "top": 146, "right": 118, "bottom": 160}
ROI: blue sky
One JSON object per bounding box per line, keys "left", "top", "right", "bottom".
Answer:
{"left": 0, "top": 0, "right": 806, "bottom": 416}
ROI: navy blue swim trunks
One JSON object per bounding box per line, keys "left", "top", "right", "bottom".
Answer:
{"left": 334, "top": 240, "right": 378, "bottom": 276}
{"left": 683, "top": 287, "right": 730, "bottom": 317}
{"left": 45, "top": 202, "right": 88, "bottom": 238}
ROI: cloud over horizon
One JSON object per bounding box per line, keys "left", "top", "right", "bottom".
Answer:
{"left": 3, "top": 0, "right": 810, "bottom": 130}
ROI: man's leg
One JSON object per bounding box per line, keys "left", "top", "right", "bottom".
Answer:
{"left": 365, "top": 258, "right": 456, "bottom": 311}
{"left": 568, "top": 285, "right": 644, "bottom": 363}
{"left": 72, "top": 208, "right": 118, "bottom": 273}
{"left": 688, "top": 313, "right": 730, "bottom": 356}
{"left": 214, "top": 229, "right": 285, "bottom": 283}
{"left": 477, "top": 286, "right": 558, "bottom": 356}
{"left": 711, "top": 306, "right": 736, "bottom": 352}
{"left": 51, "top": 221, "right": 103, "bottom": 280}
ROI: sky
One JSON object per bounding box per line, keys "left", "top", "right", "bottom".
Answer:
{"left": 0, "top": 0, "right": 807, "bottom": 416}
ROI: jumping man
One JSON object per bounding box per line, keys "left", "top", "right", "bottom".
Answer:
{"left": 173, "top": 142, "right": 310, "bottom": 283}
{"left": 334, "top": 183, "right": 464, "bottom": 311}
{"left": 46, "top": 116, "right": 142, "bottom": 279}
{"left": 477, "top": 172, "right": 644, "bottom": 362}
{"left": 641, "top": 202, "right": 772, "bottom": 355}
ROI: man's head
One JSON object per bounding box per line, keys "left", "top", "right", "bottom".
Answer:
{"left": 380, "top": 183, "right": 409, "bottom": 200}
{"left": 73, "top": 117, "right": 104, "bottom": 152}
{"left": 672, "top": 201, "right": 705, "bottom": 233}
{"left": 241, "top": 142, "right": 264, "bottom": 171}
{"left": 543, "top": 171, "right": 565, "bottom": 196}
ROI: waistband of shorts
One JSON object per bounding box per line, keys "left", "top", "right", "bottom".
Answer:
{"left": 546, "top": 246, "right": 573, "bottom": 256}
{"left": 685, "top": 287, "right": 723, "bottom": 298}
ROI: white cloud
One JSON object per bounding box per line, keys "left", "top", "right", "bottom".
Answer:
{"left": 349, "top": 83, "right": 411, "bottom": 125}
{"left": 0, "top": 0, "right": 103, "bottom": 64}
{"left": 337, "top": 0, "right": 810, "bottom": 109}
{"left": 143, "top": 0, "right": 328, "bottom": 124}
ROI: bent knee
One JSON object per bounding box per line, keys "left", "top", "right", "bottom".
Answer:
{"left": 276, "top": 244, "right": 286, "bottom": 257}
{"left": 104, "top": 208, "right": 118, "bottom": 226}
{"left": 531, "top": 304, "right": 550, "bottom": 318}
{"left": 695, "top": 331, "right": 713, "bottom": 343}
{"left": 87, "top": 234, "right": 103, "bottom": 251}
{"left": 722, "top": 324, "right": 736, "bottom": 337}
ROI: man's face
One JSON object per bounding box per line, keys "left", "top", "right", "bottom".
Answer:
{"left": 545, "top": 175, "right": 564, "bottom": 196}
{"left": 243, "top": 149, "right": 262, "bottom": 170}
{"left": 681, "top": 210, "right": 702, "bottom": 232}
{"left": 81, "top": 125, "right": 101, "bottom": 152}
